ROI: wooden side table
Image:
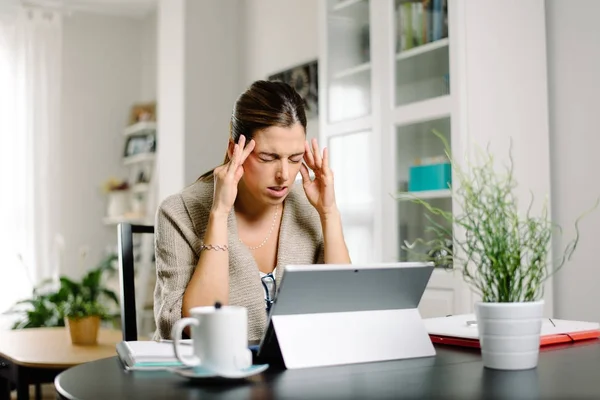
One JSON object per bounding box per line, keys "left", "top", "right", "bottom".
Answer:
{"left": 0, "top": 327, "right": 122, "bottom": 400}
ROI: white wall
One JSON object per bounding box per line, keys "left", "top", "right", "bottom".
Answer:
{"left": 546, "top": 0, "right": 600, "bottom": 322}
{"left": 450, "top": 0, "right": 554, "bottom": 316}
{"left": 156, "top": 0, "right": 240, "bottom": 202}
{"left": 60, "top": 13, "right": 144, "bottom": 278}
{"left": 183, "top": 0, "right": 240, "bottom": 186}
{"left": 239, "top": 0, "right": 319, "bottom": 88}
{"left": 140, "top": 10, "right": 157, "bottom": 103}
{"left": 157, "top": 0, "right": 185, "bottom": 203}
{"left": 239, "top": 0, "right": 320, "bottom": 143}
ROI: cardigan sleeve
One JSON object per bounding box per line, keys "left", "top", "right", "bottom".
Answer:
{"left": 316, "top": 240, "right": 325, "bottom": 264}
{"left": 152, "top": 194, "right": 201, "bottom": 340}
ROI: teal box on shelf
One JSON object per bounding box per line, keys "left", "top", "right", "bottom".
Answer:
{"left": 408, "top": 163, "right": 452, "bottom": 192}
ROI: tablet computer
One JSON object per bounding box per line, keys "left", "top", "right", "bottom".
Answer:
{"left": 256, "top": 262, "right": 435, "bottom": 367}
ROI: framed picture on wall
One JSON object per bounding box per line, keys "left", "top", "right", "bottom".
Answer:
{"left": 268, "top": 60, "right": 319, "bottom": 120}
{"left": 123, "top": 132, "right": 156, "bottom": 158}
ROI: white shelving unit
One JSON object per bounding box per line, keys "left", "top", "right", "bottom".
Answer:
{"left": 123, "top": 153, "right": 155, "bottom": 166}
{"left": 332, "top": 0, "right": 364, "bottom": 12}
{"left": 123, "top": 121, "right": 156, "bottom": 137}
{"left": 395, "top": 37, "right": 449, "bottom": 61}
{"left": 320, "top": 0, "right": 554, "bottom": 317}
{"left": 332, "top": 62, "right": 371, "bottom": 80}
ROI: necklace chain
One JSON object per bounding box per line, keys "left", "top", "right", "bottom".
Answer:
{"left": 239, "top": 205, "right": 279, "bottom": 251}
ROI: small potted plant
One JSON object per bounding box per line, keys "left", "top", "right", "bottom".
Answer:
{"left": 402, "top": 131, "right": 597, "bottom": 370}
{"left": 102, "top": 177, "right": 130, "bottom": 218}
{"left": 62, "top": 293, "right": 110, "bottom": 345}
{"left": 4, "top": 253, "right": 120, "bottom": 338}
{"left": 60, "top": 253, "right": 119, "bottom": 345}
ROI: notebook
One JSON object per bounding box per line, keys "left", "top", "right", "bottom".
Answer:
{"left": 116, "top": 340, "right": 194, "bottom": 370}
{"left": 424, "top": 314, "right": 600, "bottom": 348}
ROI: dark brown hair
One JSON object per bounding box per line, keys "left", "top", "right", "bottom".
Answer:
{"left": 198, "top": 80, "right": 307, "bottom": 181}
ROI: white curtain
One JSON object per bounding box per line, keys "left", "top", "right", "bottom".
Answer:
{"left": 0, "top": 7, "right": 62, "bottom": 314}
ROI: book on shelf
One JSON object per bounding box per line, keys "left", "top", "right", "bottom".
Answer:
{"left": 396, "top": 0, "right": 447, "bottom": 53}
{"left": 116, "top": 340, "right": 194, "bottom": 371}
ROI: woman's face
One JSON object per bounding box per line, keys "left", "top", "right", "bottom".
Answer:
{"left": 236, "top": 123, "right": 306, "bottom": 206}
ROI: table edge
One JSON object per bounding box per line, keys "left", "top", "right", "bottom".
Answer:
{"left": 2, "top": 354, "right": 116, "bottom": 369}
{"left": 54, "top": 370, "right": 79, "bottom": 400}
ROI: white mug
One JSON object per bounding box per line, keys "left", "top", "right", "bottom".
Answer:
{"left": 171, "top": 304, "right": 252, "bottom": 374}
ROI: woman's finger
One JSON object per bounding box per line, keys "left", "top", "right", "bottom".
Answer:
{"left": 299, "top": 163, "right": 311, "bottom": 186}
{"left": 322, "top": 147, "right": 330, "bottom": 176}
{"left": 228, "top": 135, "right": 246, "bottom": 173}
{"left": 214, "top": 164, "right": 225, "bottom": 176}
{"left": 234, "top": 164, "right": 245, "bottom": 182}
{"left": 239, "top": 139, "right": 256, "bottom": 165}
{"left": 227, "top": 144, "right": 238, "bottom": 173}
{"left": 311, "top": 138, "right": 322, "bottom": 169}
{"left": 303, "top": 140, "right": 316, "bottom": 170}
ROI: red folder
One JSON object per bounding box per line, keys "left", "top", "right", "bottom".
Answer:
{"left": 425, "top": 314, "right": 600, "bottom": 349}
{"left": 430, "top": 329, "right": 600, "bottom": 349}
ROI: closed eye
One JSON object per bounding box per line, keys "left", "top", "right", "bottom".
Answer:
{"left": 257, "top": 152, "right": 304, "bottom": 163}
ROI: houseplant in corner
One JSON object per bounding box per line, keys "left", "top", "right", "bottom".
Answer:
{"left": 62, "top": 293, "right": 110, "bottom": 345}
{"left": 59, "top": 253, "right": 119, "bottom": 345}
{"left": 5, "top": 252, "right": 120, "bottom": 340}
{"left": 402, "top": 130, "right": 597, "bottom": 370}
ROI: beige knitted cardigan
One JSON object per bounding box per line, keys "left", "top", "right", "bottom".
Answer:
{"left": 152, "top": 177, "right": 324, "bottom": 342}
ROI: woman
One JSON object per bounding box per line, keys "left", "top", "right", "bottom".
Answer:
{"left": 153, "top": 80, "right": 351, "bottom": 342}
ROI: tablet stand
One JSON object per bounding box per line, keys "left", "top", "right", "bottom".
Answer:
{"left": 263, "top": 308, "right": 436, "bottom": 369}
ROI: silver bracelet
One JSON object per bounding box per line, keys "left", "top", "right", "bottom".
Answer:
{"left": 200, "top": 243, "right": 228, "bottom": 251}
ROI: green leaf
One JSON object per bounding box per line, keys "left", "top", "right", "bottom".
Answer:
{"left": 400, "top": 130, "right": 599, "bottom": 303}
{"left": 8, "top": 252, "right": 121, "bottom": 329}
{"left": 101, "top": 289, "right": 119, "bottom": 305}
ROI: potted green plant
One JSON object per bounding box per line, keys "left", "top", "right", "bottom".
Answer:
{"left": 402, "top": 131, "right": 597, "bottom": 370}
{"left": 62, "top": 293, "right": 110, "bottom": 345}
{"left": 5, "top": 253, "right": 120, "bottom": 336}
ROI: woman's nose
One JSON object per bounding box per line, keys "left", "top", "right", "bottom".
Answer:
{"left": 277, "top": 160, "right": 289, "bottom": 181}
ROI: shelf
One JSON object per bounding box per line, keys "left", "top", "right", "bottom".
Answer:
{"left": 124, "top": 152, "right": 155, "bottom": 165}
{"left": 331, "top": 0, "right": 368, "bottom": 21}
{"left": 325, "top": 115, "right": 372, "bottom": 137}
{"left": 393, "top": 95, "right": 451, "bottom": 127}
{"left": 395, "top": 189, "right": 451, "bottom": 201}
{"left": 332, "top": 0, "right": 364, "bottom": 12}
{"left": 396, "top": 38, "right": 449, "bottom": 62}
{"left": 332, "top": 61, "right": 371, "bottom": 80}
{"left": 103, "top": 215, "right": 147, "bottom": 226}
{"left": 123, "top": 121, "right": 156, "bottom": 137}
{"left": 131, "top": 183, "right": 150, "bottom": 193}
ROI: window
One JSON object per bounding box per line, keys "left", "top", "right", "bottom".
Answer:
{"left": 328, "top": 131, "right": 374, "bottom": 263}
{"left": 0, "top": 16, "right": 32, "bottom": 315}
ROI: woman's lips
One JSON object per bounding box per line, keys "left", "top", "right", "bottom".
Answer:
{"left": 267, "top": 186, "right": 288, "bottom": 198}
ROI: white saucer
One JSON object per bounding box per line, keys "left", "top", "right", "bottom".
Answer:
{"left": 171, "top": 364, "right": 269, "bottom": 381}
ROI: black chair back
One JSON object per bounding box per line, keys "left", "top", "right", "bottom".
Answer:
{"left": 117, "top": 222, "right": 154, "bottom": 341}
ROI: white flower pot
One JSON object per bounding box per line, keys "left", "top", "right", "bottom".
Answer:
{"left": 107, "top": 190, "right": 130, "bottom": 217}
{"left": 475, "top": 300, "right": 544, "bottom": 370}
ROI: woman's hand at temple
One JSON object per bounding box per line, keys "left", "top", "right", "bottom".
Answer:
{"left": 211, "top": 135, "right": 255, "bottom": 215}
{"left": 300, "top": 138, "right": 338, "bottom": 217}
{"left": 301, "top": 138, "right": 350, "bottom": 264}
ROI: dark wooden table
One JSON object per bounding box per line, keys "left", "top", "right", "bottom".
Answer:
{"left": 0, "top": 328, "right": 123, "bottom": 400}
{"left": 55, "top": 339, "right": 600, "bottom": 399}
